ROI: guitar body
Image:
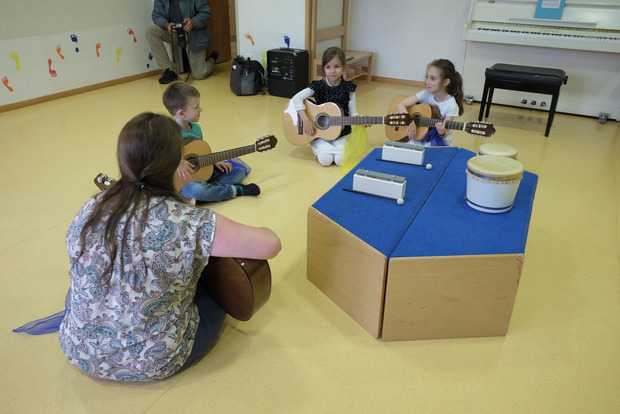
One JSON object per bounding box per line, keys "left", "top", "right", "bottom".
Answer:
{"left": 282, "top": 99, "right": 344, "bottom": 146}
{"left": 386, "top": 96, "right": 441, "bottom": 141}
{"left": 182, "top": 138, "right": 214, "bottom": 183}
{"left": 203, "top": 257, "right": 271, "bottom": 321}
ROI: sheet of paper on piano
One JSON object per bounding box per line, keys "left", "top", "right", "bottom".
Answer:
{"left": 534, "top": 0, "right": 565, "bottom": 20}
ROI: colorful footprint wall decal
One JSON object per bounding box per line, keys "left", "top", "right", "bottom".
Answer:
{"left": 9, "top": 51, "right": 21, "bottom": 70}
{"left": 70, "top": 34, "right": 79, "bottom": 52}
{"left": 127, "top": 28, "right": 137, "bottom": 43}
{"left": 2, "top": 76, "right": 14, "bottom": 92}
{"left": 48, "top": 59, "right": 57, "bottom": 77}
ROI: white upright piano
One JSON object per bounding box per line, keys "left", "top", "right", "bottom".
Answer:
{"left": 462, "top": 0, "right": 620, "bottom": 121}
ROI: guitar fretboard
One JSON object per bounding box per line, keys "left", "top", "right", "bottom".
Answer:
{"left": 416, "top": 117, "right": 466, "bottom": 132}
{"left": 196, "top": 145, "right": 256, "bottom": 168}
{"left": 325, "top": 116, "right": 386, "bottom": 126}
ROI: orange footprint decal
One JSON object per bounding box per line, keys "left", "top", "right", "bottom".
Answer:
{"left": 96, "top": 43, "right": 102, "bottom": 57}
{"left": 116, "top": 47, "right": 123, "bottom": 62}
{"left": 48, "top": 59, "right": 57, "bottom": 77}
{"left": 127, "top": 28, "right": 137, "bottom": 43}
{"left": 2, "top": 76, "right": 14, "bottom": 92}
{"left": 56, "top": 45, "right": 65, "bottom": 60}
{"left": 9, "top": 51, "right": 21, "bottom": 70}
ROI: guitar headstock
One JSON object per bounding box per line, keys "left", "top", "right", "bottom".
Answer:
{"left": 256, "top": 135, "right": 278, "bottom": 152}
{"left": 464, "top": 121, "right": 495, "bottom": 138}
{"left": 385, "top": 113, "right": 413, "bottom": 127}
{"left": 94, "top": 173, "right": 115, "bottom": 192}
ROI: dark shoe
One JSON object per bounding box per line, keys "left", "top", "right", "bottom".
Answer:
{"left": 158, "top": 68, "right": 178, "bottom": 84}
{"left": 208, "top": 50, "right": 219, "bottom": 63}
{"left": 235, "top": 183, "right": 260, "bottom": 196}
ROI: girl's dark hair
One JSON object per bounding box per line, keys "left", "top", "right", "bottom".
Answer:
{"left": 322, "top": 46, "right": 347, "bottom": 68}
{"left": 78, "top": 112, "right": 185, "bottom": 287}
{"left": 429, "top": 59, "right": 464, "bottom": 116}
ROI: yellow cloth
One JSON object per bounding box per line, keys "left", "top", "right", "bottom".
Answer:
{"left": 340, "top": 125, "right": 368, "bottom": 174}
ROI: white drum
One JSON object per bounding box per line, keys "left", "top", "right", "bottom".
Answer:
{"left": 478, "top": 143, "right": 518, "bottom": 159}
{"left": 466, "top": 155, "right": 524, "bottom": 213}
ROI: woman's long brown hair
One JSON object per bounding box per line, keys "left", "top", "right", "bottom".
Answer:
{"left": 77, "top": 112, "right": 186, "bottom": 287}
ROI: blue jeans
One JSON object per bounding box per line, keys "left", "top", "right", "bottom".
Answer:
{"left": 180, "top": 165, "right": 247, "bottom": 202}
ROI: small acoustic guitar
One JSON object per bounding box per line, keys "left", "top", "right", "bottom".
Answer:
{"left": 93, "top": 135, "right": 277, "bottom": 191}
{"left": 282, "top": 99, "right": 411, "bottom": 146}
{"left": 385, "top": 96, "right": 495, "bottom": 141}
{"left": 183, "top": 135, "right": 277, "bottom": 182}
{"left": 92, "top": 174, "right": 271, "bottom": 321}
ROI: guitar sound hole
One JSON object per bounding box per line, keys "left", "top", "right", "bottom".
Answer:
{"left": 315, "top": 113, "right": 330, "bottom": 130}
{"left": 186, "top": 156, "right": 200, "bottom": 171}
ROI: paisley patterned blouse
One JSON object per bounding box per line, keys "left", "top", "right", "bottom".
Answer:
{"left": 59, "top": 195, "right": 216, "bottom": 381}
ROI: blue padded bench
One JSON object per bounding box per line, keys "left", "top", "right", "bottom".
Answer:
{"left": 307, "top": 147, "right": 538, "bottom": 340}
{"left": 479, "top": 63, "right": 568, "bottom": 137}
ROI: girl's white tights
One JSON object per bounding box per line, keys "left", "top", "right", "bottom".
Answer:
{"left": 317, "top": 153, "right": 342, "bottom": 167}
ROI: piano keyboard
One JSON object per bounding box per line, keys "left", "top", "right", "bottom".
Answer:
{"left": 464, "top": 0, "right": 620, "bottom": 54}
{"left": 465, "top": 25, "right": 620, "bottom": 53}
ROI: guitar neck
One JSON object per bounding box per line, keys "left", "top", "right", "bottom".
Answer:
{"left": 417, "top": 117, "right": 466, "bottom": 131}
{"left": 197, "top": 144, "right": 256, "bottom": 168}
{"left": 326, "top": 115, "right": 387, "bottom": 126}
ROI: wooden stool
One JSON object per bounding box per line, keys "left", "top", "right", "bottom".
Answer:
{"left": 478, "top": 64, "right": 568, "bottom": 137}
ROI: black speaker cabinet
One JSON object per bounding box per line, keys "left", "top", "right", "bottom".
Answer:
{"left": 267, "top": 48, "right": 309, "bottom": 98}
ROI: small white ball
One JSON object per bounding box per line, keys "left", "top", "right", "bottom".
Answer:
{"left": 397, "top": 198, "right": 404, "bottom": 205}
{"left": 426, "top": 163, "right": 432, "bottom": 170}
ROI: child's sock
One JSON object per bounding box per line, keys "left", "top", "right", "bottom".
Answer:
{"left": 235, "top": 183, "right": 260, "bottom": 196}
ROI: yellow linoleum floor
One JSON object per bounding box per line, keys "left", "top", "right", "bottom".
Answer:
{"left": 1, "top": 67, "right": 619, "bottom": 413}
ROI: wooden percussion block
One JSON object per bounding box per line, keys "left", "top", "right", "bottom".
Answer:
{"left": 382, "top": 254, "right": 523, "bottom": 341}
{"left": 307, "top": 207, "right": 387, "bottom": 338}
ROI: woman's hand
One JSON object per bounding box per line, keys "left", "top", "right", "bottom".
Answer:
{"left": 177, "top": 160, "right": 195, "bottom": 182}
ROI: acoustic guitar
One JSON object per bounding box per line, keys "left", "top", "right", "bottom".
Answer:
{"left": 385, "top": 96, "right": 495, "bottom": 141}
{"left": 92, "top": 174, "right": 271, "bottom": 322}
{"left": 183, "top": 135, "right": 277, "bottom": 182}
{"left": 203, "top": 256, "right": 271, "bottom": 321}
{"left": 282, "top": 99, "right": 411, "bottom": 146}
{"left": 93, "top": 135, "right": 278, "bottom": 191}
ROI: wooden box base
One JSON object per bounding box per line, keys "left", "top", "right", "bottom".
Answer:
{"left": 382, "top": 254, "right": 523, "bottom": 341}
{"left": 307, "top": 207, "right": 387, "bottom": 338}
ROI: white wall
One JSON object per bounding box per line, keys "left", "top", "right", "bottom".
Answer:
{"left": 347, "top": 0, "right": 471, "bottom": 82}
{"left": 0, "top": 0, "right": 154, "bottom": 107}
{"left": 235, "top": 0, "right": 307, "bottom": 66}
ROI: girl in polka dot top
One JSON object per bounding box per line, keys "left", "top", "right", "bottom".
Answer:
{"left": 292, "top": 47, "right": 362, "bottom": 167}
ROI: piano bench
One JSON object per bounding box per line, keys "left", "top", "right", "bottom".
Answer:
{"left": 478, "top": 63, "right": 568, "bottom": 137}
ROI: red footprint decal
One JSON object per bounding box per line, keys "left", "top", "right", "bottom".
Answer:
{"left": 96, "top": 43, "right": 102, "bottom": 57}
{"left": 48, "top": 59, "right": 57, "bottom": 77}
{"left": 2, "top": 76, "right": 14, "bottom": 92}
{"left": 56, "top": 45, "right": 65, "bottom": 60}
{"left": 127, "top": 28, "right": 137, "bottom": 43}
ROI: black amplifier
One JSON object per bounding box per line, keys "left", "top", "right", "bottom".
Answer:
{"left": 267, "top": 48, "right": 309, "bottom": 98}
